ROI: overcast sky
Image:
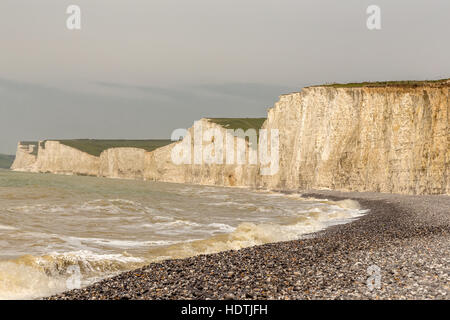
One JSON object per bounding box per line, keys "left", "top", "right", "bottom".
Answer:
{"left": 1, "top": 0, "right": 449, "bottom": 154}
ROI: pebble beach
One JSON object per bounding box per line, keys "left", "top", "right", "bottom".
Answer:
{"left": 47, "top": 191, "right": 449, "bottom": 300}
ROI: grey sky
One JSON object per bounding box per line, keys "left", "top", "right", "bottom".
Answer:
{"left": 1, "top": 0, "right": 449, "bottom": 154}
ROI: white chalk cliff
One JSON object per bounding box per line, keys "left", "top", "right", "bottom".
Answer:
{"left": 11, "top": 83, "right": 449, "bottom": 195}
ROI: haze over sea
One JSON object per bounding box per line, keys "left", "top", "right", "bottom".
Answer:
{"left": 0, "top": 169, "right": 365, "bottom": 299}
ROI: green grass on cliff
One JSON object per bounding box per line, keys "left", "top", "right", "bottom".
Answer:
{"left": 208, "top": 118, "right": 266, "bottom": 131}
{"left": 54, "top": 139, "right": 173, "bottom": 157}
{"left": 313, "top": 78, "right": 450, "bottom": 88}
{"left": 0, "top": 154, "right": 15, "bottom": 169}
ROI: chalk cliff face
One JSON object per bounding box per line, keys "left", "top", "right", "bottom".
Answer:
{"left": 262, "top": 86, "right": 449, "bottom": 194}
{"left": 10, "top": 143, "right": 37, "bottom": 171}
{"left": 144, "top": 118, "right": 259, "bottom": 187}
{"left": 22, "top": 141, "right": 99, "bottom": 176}
{"left": 99, "top": 148, "right": 146, "bottom": 179}
{"left": 11, "top": 83, "right": 449, "bottom": 195}
{"left": 10, "top": 119, "right": 259, "bottom": 187}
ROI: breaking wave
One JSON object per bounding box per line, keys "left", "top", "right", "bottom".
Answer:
{"left": 145, "top": 202, "right": 365, "bottom": 260}
{"left": 0, "top": 250, "right": 144, "bottom": 300}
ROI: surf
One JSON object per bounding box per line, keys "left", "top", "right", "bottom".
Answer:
{"left": 0, "top": 170, "right": 367, "bottom": 299}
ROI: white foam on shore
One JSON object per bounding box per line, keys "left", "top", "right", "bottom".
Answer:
{"left": 62, "top": 236, "right": 177, "bottom": 249}
{"left": 0, "top": 250, "right": 145, "bottom": 300}
{"left": 144, "top": 203, "right": 366, "bottom": 261}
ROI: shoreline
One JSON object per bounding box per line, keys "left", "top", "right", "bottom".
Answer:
{"left": 47, "top": 190, "right": 449, "bottom": 300}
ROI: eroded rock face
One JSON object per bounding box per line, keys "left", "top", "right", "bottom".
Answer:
{"left": 262, "top": 86, "right": 449, "bottom": 194}
{"left": 144, "top": 118, "right": 259, "bottom": 187}
{"left": 10, "top": 85, "right": 449, "bottom": 195}
{"left": 10, "top": 143, "right": 37, "bottom": 171}
{"left": 99, "top": 148, "right": 146, "bottom": 180}
{"left": 28, "top": 141, "right": 99, "bottom": 176}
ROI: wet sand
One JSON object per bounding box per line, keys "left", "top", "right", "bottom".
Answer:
{"left": 47, "top": 190, "right": 449, "bottom": 300}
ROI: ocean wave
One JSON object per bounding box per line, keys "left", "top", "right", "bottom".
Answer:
{"left": 6, "top": 199, "right": 158, "bottom": 216}
{"left": 141, "top": 219, "right": 235, "bottom": 235}
{"left": 0, "top": 224, "right": 17, "bottom": 231}
{"left": 204, "top": 201, "right": 243, "bottom": 206}
{"left": 62, "top": 236, "right": 175, "bottom": 249}
{"left": 0, "top": 250, "right": 145, "bottom": 300}
{"left": 144, "top": 205, "right": 366, "bottom": 261}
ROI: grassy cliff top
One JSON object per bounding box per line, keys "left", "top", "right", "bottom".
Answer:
{"left": 310, "top": 78, "right": 450, "bottom": 88}
{"left": 0, "top": 154, "right": 15, "bottom": 169}
{"left": 46, "top": 139, "right": 172, "bottom": 157}
{"left": 207, "top": 118, "right": 266, "bottom": 131}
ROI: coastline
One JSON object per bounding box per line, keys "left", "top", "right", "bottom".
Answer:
{"left": 47, "top": 190, "right": 449, "bottom": 300}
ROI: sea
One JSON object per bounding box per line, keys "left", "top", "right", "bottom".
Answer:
{"left": 0, "top": 169, "right": 366, "bottom": 299}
